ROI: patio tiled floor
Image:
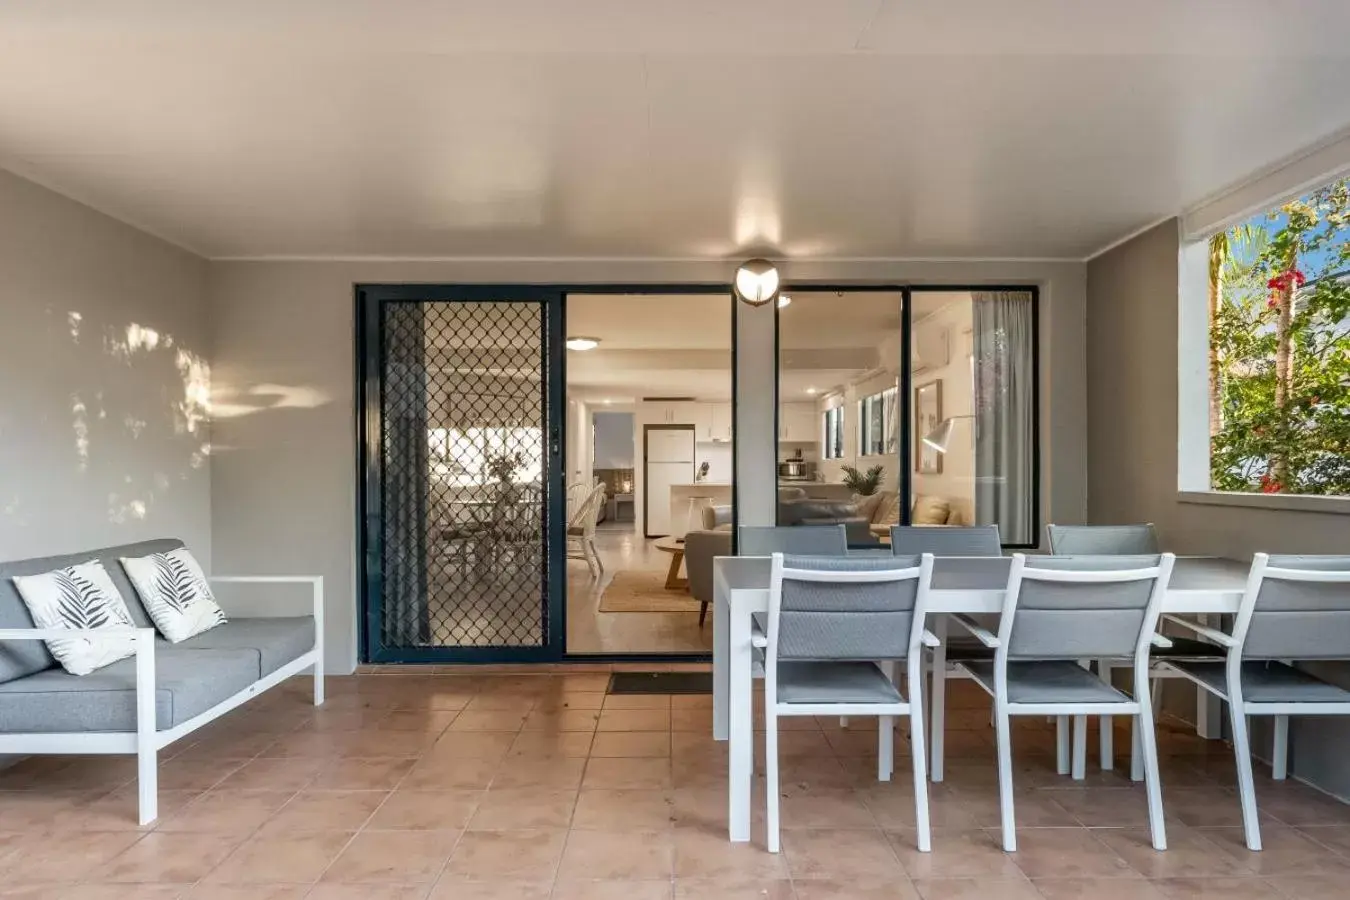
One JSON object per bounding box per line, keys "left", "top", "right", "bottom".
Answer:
{"left": 1, "top": 670, "right": 1348, "bottom": 898}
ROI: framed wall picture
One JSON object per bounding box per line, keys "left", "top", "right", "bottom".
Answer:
{"left": 914, "top": 380, "right": 943, "bottom": 475}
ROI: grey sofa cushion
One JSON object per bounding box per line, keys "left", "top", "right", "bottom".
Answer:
{"left": 0, "top": 646, "right": 260, "bottom": 733}
{"left": 174, "top": 617, "right": 315, "bottom": 676}
{"left": 0, "top": 539, "right": 184, "bottom": 684}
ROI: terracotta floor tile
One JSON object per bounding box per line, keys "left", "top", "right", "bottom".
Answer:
{"left": 366, "top": 790, "right": 483, "bottom": 830}
{"left": 463, "top": 695, "right": 537, "bottom": 714}
{"left": 534, "top": 691, "right": 607, "bottom": 712}
{"left": 425, "top": 876, "right": 551, "bottom": 899}
{"left": 507, "top": 730, "right": 595, "bottom": 758}
{"left": 310, "top": 758, "right": 416, "bottom": 790}
{"left": 1008, "top": 828, "right": 1135, "bottom": 879}
{"left": 443, "top": 828, "right": 568, "bottom": 880}
{"left": 908, "top": 877, "right": 1043, "bottom": 900}
{"left": 97, "top": 832, "right": 243, "bottom": 883}
{"left": 303, "top": 885, "right": 431, "bottom": 900}
{"left": 16, "top": 887, "right": 189, "bottom": 900}
{"left": 583, "top": 757, "right": 673, "bottom": 790}
{"left": 778, "top": 785, "right": 878, "bottom": 830}
{"left": 782, "top": 828, "right": 906, "bottom": 880}
{"left": 400, "top": 757, "right": 501, "bottom": 791}
{"left": 1197, "top": 825, "right": 1350, "bottom": 875}
{"left": 182, "top": 885, "right": 310, "bottom": 900}
{"left": 490, "top": 757, "right": 586, "bottom": 790}
{"left": 602, "top": 695, "right": 672, "bottom": 710}
{"left": 155, "top": 789, "right": 295, "bottom": 835}
{"left": 448, "top": 710, "right": 529, "bottom": 733}
{"left": 573, "top": 789, "right": 676, "bottom": 831}
{"left": 673, "top": 876, "right": 794, "bottom": 899}
{"left": 427, "top": 732, "right": 519, "bottom": 759}
{"left": 889, "top": 827, "right": 1022, "bottom": 879}
{"left": 671, "top": 827, "right": 787, "bottom": 880}
{"left": 596, "top": 709, "right": 672, "bottom": 732}
{"left": 379, "top": 710, "right": 460, "bottom": 734}
{"left": 521, "top": 709, "right": 602, "bottom": 733}
{"left": 322, "top": 829, "right": 461, "bottom": 883}
{"left": 46, "top": 787, "right": 200, "bottom": 832}
{"left": 792, "top": 877, "right": 921, "bottom": 899}
{"left": 0, "top": 830, "right": 144, "bottom": 884}
{"left": 468, "top": 787, "right": 577, "bottom": 829}
{"left": 215, "top": 757, "right": 322, "bottom": 792}
{"left": 1094, "top": 826, "right": 1252, "bottom": 879}
{"left": 556, "top": 829, "right": 673, "bottom": 880}
{"left": 1151, "top": 877, "right": 1288, "bottom": 899}
{"left": 260, "top": 789, "right": 387, "bottom": 832}
{"left": 590, "top": 731, "right": 672, "bottom": 758}
{"left": 1032, "top": 878, "right": 1171, "bottom": 900}
{"left": 204, "top": 831, "right": 353, "bottom": 884}
{"left": 553, "top": 879, "right": 673, "bottom": 900}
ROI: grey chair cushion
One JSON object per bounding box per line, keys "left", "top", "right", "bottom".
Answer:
{"left": 0, "top": 646, "right": 261, "bottom": 733}
{"left": 962, "top": 660, "right": 1133, "bottom": 705}
{"left": 0, "top": 538, "right": 183, "bottom": 684}
{"left": 777, "top": 661, "right": 903, "bottom": 705}
{"left": 173, "top": 618, "right": 315, "bottom": 676}
{"left": 1169, "top": 660, "right": 1350, "bottom": 703}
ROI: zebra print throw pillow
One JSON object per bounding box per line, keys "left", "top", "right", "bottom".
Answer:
{"left": 120, "top": 548, "right": 226, "bottom": 643}
{"left": 11, "top": 561, "right": 139, "bottom": 675}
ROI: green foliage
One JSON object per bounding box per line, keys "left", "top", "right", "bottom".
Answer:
{"left": 841, "top": 464, "right": 886, "bottom": 496}
{"left": 1210, "top": 178, "right": 1350, "bottom": 495}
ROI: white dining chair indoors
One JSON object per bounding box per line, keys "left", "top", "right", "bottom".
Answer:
{"left": 889, "top": 525, "right": 1003, "bottom": 781}
{"left": 1048, "top": 523, "right": 1221, "bottom": 778}
{"left": 1160, "top": 553, "right": 1350, "bottom": 852}
{"left": 565, "top": 482, "right": 606, "bottom": 577}
{"left": 956, "top": 552, "right": 1175, "bottom": 852}
{"left": 758, "top": 552, "right": 938, "bottom": 853}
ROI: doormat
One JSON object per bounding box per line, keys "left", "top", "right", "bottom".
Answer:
{"left": 608, "top": 672, "right": 714, "bottom": 695}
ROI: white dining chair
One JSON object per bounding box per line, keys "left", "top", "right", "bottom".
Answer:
{"left": 566, "top": 482, "right": 606, "bottom": 577}
{"left": 1160, "top": 553, "right": 1350, "bottom": 851}
{"left": 889, "top": 525, "right": 1003, "bottom": 781}
{"left": 955, "top": 552, "right": 1175, "bottom": 852}
{"left": 738, "top": 524, "right": 848, "bottom": 557}
{"left": 759, "top": 552, "right": 938, "bottom": 853}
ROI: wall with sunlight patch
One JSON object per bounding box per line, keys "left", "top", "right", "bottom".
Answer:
{"left": 0, "top": 169, "right": 211, "bottom": 562}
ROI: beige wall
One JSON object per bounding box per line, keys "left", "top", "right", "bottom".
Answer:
{"left": 0, "top": 169, "right": 211, "bottom": 563}
{"left": 1087, "top": 218, "right": 1350, "bottom": 798}
{"left": 208, "top": 258, "right": 1087, "bottom": 673}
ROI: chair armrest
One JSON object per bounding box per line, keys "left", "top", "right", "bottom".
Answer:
{"left": 1161, "top": 614, "right": 1238, "bottom": 648}
{"left": 950, "top": 614, "right": 1000, "bottom": 648}
{"left": 921, "top": 630, "right": 941, "bottom": 649}
{"left": 1150, "top": 634, "right": 1174, "bottom": 649}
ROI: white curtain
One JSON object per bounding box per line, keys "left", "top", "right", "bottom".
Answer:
{"left": 972, "top": 292, "right": 1034, "bottom": 544}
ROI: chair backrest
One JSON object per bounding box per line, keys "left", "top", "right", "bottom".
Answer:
{"left": 997, "top": 554, "right": 1174, "bottom": 661}
{"left": 768, "top": 553, "right": 933, "bottom": 662}
{"left": 1046, "top": 524, "right": 1158, "bottom": 555}
{"left": 1234, "top": 554, "right": 1350, "bottom": 660}
{"left": 738, "top": 525, "right": 848, "bottom": 557}
{"left": 568, "top": 482, "right": 606, "bottom": 534}
{"left": 702, "top": 504, "right": 734, "bottom": 531}
{"left": 890, "top": 525, "right": 1001, "bottom": 557}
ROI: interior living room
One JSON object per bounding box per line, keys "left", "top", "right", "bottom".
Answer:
{"left": 4, "top": 4, "right": 1350, "bottom": 897}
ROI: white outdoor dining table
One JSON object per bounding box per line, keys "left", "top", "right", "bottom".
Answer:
{"left": 711, "top": 554, "right": 1251, "bottom": 843}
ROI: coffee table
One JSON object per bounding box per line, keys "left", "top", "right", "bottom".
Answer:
{"left": 653, "top": 536, "right": 688, "bottom": 590}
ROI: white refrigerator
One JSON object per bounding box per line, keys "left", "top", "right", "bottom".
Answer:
{"left": 645, "top": 427, "right": 695, "bottom": 538}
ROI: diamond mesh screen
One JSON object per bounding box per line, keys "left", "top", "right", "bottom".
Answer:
{"left": 378, "top": 300, "right": 549, "bottom": 652}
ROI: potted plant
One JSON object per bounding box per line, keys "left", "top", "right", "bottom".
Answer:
{"left": 840, "top": 464, "right": 885, "bottom": 496}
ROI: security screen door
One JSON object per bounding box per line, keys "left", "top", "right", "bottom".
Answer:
{"left": 360, "top": 287, "right": 565, "bottom": 662}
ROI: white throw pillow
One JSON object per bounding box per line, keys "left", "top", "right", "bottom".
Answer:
{"left": 121, "top": 548, "right": 226, "bottom": 643}
{"left": 12, "top": 561, "right": 139, "bottom": 676}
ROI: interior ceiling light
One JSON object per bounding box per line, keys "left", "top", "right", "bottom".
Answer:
{"left": 734, "top": 258, "right": 780, "bottom": 307}
{"left": 805, "top": 386, "right": 817, "bottom": 395}
{"left": 777, "top": 294, "right": 792, "bottom": 308}
{"left": 565, "top": 336, "right": 600, "bottom": 351}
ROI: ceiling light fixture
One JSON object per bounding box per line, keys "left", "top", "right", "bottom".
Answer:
{"left": 777, "top": 294, "right": 792, "bottom": 309}
{"left": 805, "top": 386, "right": 817, "bottom": 395}
{"left": 734, "top": 258, "right": 780, "bottom": 307}
{"left": 565, "top": 336, "right": 600, "bottom": 351}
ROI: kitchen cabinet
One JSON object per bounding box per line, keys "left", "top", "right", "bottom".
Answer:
{"left": 779, "top": 402, "right": 818, "bottom": 443}
{"left": 708, "top": 402, "right": 733, "bottom": 442}
{"left": 642, "top": 400, "right": 700, "bottom": 425}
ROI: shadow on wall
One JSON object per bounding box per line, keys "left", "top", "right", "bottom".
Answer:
{"left": 0, "top": 306, "right": 213, "bottom": 545}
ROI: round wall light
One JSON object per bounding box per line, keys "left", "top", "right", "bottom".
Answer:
{"left": 734, "top": 258, "right": 780, "bottom": 307}
{"left": 565, "top": 336, "right": 600, "bottom": 351}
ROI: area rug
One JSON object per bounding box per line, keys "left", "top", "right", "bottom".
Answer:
{"left": 597, "top": 569, "right": 702, "bottom": 613}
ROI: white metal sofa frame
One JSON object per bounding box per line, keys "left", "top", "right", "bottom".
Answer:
{"left": 1161, "top": 553, "right": 1350, "bottom": 852}
{"left": 760, "top": 552, "right": 939, "bottom": 853}
{"left": 955, "top": 553, "right": 1175, "bottom": 852}
{"left": 0, "top": 574, "right": 324, "bottom": 826}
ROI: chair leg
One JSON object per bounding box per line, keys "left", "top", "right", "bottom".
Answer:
{"left": 698, "top": 601, "right": 709, "bottom": 628}
{"left": 994, "top": 708, "right": 1017, "bottom": 852}
{"left": 839, "top": 718, "right": 849, "bottom": 729}
{"left": 1273, "top": 715, "right": 1289, "bottom": 781}
{"left": 1096, "top": 660, "right": 1114, "bottom": 771}
{"left": 1130, "top": 716, "right": 1144, "bottom": 782}
{"left": 1055, "top": 716, "right": 1071, "bottom": 776}
{"left": 1072, "top": 715, "right": 1088, "bottom": 781}
{"left": 590, "top": 538, "right": 604, "bottom": 574}
{"left": 909, "top": 706, "right": 932, "bottom": 853}
{"left": 929, "top": 615, "right": 948, "bottom": 783}
{"left": 1229, "top": 704, "right": 1264, "bottom": 851}
{"left": 879, "top": 715, "right": 894, "bottom": 782}
{"left": 1137, "top": 700, "right": 1168, "bottom": 851}
{"left": 766, "top": 705, "right": 781, "bottom": 853}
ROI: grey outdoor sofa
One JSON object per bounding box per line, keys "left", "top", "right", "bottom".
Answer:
{"left": 0, "top": 538, "right": 323, "bottom": 824}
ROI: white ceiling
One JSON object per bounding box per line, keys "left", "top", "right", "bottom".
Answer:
{"left": 3, "top": 1, "right": 1350, "bottom": 260}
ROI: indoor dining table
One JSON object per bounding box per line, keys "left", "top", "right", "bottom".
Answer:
{"left": 711, "top": 553, "right": 1251, "bottom": 843}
